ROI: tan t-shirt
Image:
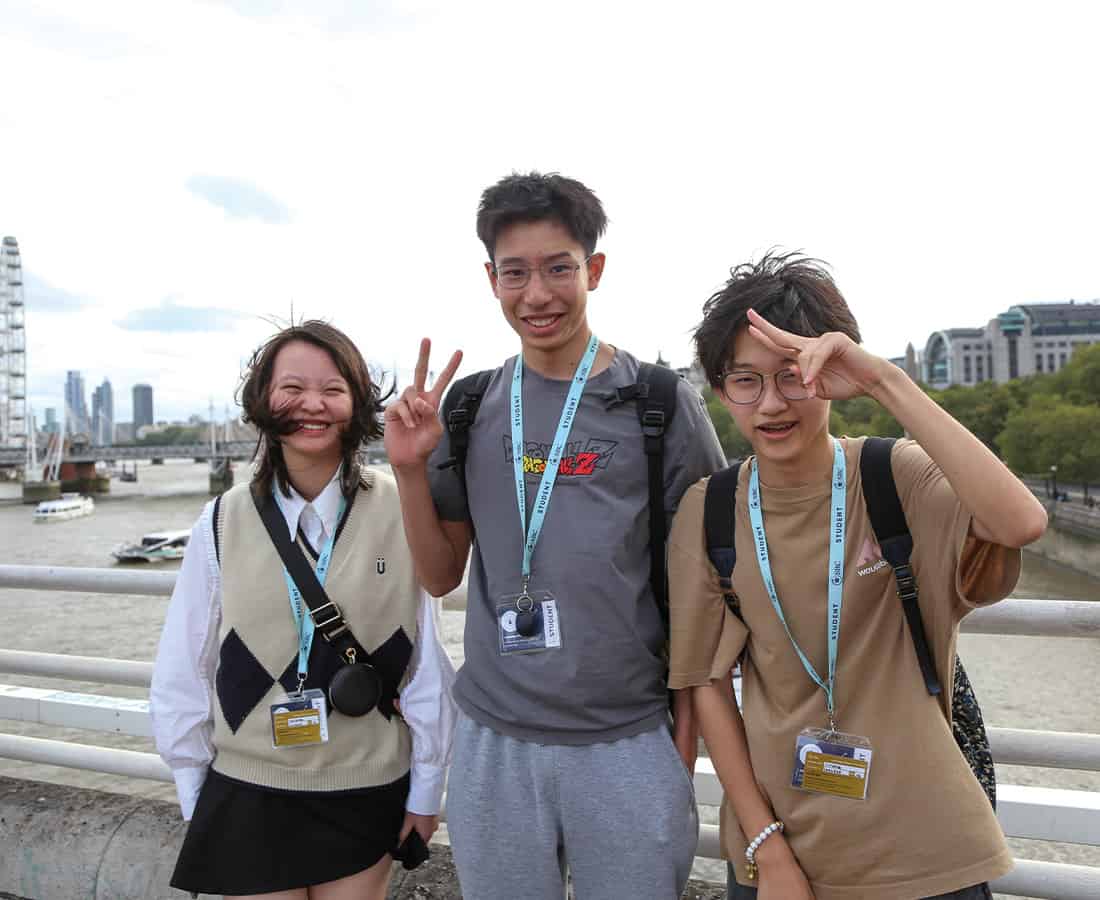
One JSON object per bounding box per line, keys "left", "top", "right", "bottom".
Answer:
{"left": 668, "top": 437, "right": 1020, "bottom": 900}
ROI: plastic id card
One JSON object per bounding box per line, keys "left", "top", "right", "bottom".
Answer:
{"left": 496, "top": 591, "right": 562, "bottom": 655}
{"left": 791, "top": 727, "right": 873, "bottom": 800}
{"left": 270, "top": 688, "right": 329, "bottom": 749}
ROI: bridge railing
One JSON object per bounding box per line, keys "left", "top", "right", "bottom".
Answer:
{"left": 1, "top": 565, "right": 1099, "bottom": 899}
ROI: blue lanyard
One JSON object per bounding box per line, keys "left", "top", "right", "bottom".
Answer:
{"left": 277, "top": 494, "right": 346, "bottom": 687}
{"left": 747, "top": 439, "right": 846, "bottom": 728}
{"left": 510, "top": 334, "right": 600, "bottom": 590}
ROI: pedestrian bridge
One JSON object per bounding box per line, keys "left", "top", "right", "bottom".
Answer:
{"left": 0, "top": 440, "right": 257, "bottom": 466}
{"left": 0, "top": 565, "right": 1098, "bottom": 899}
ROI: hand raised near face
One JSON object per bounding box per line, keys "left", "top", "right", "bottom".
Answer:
{"left": 383, "top": 338, "right": 463, "bottom": 471}
{"left": 745, "top": 308, "right": 888, "bottom": 402}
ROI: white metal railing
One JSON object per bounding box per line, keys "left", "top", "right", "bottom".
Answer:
{"left": 1, "top": 564, "right": 1099, "bottom": 899}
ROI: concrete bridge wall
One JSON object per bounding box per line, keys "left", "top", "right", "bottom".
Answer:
{"left": 0, "top": 776, "right": 722, "bottom": 900}
{"left": 1023, "top": 500, "right": 1100, "bottom": 578}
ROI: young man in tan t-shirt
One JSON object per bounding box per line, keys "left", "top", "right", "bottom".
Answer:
{"left": 668, "top": 253, "right": 1048, "bottom": 900}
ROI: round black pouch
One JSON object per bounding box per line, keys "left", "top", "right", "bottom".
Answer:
{"left": 327, "top": 663, "right": 382, "bottom": 717}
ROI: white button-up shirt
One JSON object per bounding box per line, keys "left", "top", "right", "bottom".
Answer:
{"left": 149, "top": 471, "right": 457, "bottom": 820}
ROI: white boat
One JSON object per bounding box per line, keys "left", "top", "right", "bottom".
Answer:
{"left": 34, "top": 493, "right": 95, "bottom": 523}
{"left": 112, "top": 529, "right": 190, "bottom": 563}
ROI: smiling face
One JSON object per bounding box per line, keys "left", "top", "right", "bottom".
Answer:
{"left": 486, "top": 218, "right": 604, "bottom": 368}
{"left": 268, "top": 339, "right": 353, "bottom": 468}
{"left": 719, "top": 325, "right": 832, "bottom": 481}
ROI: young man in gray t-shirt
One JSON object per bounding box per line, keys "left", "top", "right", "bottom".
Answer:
{"left": 384, "top": 172, "right": 726, "bottom": 900}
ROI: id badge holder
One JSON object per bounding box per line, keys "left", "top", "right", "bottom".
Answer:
{"left": 791, "top": 727, "right": 873, "bottom": 800}
{"left": 496, "top": 590, "right": 562, "bottom": 655}
{"left": 271, "top": 687, "right": 330, "bottom": 749}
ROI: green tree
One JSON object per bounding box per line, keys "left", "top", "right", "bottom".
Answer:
{"left": 830, "top": 396, "right": 902, "bottom": 438}
{"left": 703, "top": 388, "right": 752, "bottom": 460}
{"left": 930, "top": 381, "right": 1018, "bottom": 452}
{"left": 137, "top": 425, "right": 203, "bottom": 445}
{"left": 1000, "top": 401, "right": 1100, "bottom": 483}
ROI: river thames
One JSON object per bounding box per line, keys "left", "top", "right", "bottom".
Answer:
{"left": 1, "top": 460, "right": 1097, "bottom": 893}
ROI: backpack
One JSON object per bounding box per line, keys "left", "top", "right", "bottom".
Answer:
{"left": 702, "top": 436, "right": 997, "bottom": 808}
{"left": 437, "top": 362, "right": 682, "bottom": 627}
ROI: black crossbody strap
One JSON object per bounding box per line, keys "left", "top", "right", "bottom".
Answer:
{"left": 704, "top": 462, "right": 744, "bottom": 618}
{"left": 252, "top": 485, "right": 365, "bottom": 655}
{"left": 860, "top": 437, "right": 942, "bottom": 696}
{"left": 250, "top": 485, "right": 410, "bottom": 719}
{"left": 212, "top": 493, "right": 224, "bottom": 566}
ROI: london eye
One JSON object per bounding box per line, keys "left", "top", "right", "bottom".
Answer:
{"left": 0, "top": 236, "right": 27, "bottom": 450}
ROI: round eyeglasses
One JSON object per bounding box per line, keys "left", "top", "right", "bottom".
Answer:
{"left": 720, "top": 369, "right": 810, "bottom": 405}
{"left": 492, "top": 256, "right": 591, "bottom": 290}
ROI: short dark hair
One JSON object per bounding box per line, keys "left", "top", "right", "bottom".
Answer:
{"left": 476, "top": 171, "right": 608, "bottom": 262}
{"left": 237, "top": 320, "right": 387, "bottom": 498}
{"left": 694, "top": 251, "right": 862, "bottom": 388}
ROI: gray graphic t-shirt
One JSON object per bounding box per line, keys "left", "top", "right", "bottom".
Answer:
{"left": 428, "top": 349, "right": 726, "bottom": 744}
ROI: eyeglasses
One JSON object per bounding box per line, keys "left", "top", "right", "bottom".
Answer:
{"left": 492, "top": 256, "right": 591, "bottom": 290}
{"left": 720, "top": 369, "right": 810, "bottom": 405}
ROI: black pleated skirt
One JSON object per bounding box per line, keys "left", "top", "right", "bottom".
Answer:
{"left": 170, "top": 768, "right": 409, "bottom": 896}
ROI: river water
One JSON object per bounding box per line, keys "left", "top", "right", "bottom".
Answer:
{"left": 1, "top": 461, "right": 1098, "bottom": 893}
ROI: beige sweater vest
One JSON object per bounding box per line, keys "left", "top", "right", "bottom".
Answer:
{"left": 211, "top": 469, "right": 419, "bottom": 792}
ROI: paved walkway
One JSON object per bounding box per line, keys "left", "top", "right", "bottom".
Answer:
{"left": 388, "top": 845, "right": 725, "bottom": 898}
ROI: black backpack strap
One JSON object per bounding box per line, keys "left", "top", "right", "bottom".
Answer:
{"left": 436, "top": 369, "right": 492, "bottom": 493}
{"left": 634, "top": 363, "right": 680, "bottom": 626}
{"left": 704, "top": 463, "right": 744, "bottom": 619}
{"left": 860, "top": 437, "right": 942, "bottom": 696}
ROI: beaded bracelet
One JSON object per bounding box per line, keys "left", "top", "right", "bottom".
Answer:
{"left": 744, "top": 820, "right": 784, "bottom": 881}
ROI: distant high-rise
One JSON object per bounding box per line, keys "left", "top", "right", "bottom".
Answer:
{"left": 65, "top": 370, "right": 90, "bottom": 436}
{"left": 133, "top": 383, "right": 154, "bottom": 430}
{"left": 44, "top": 407, "right": 58, "bottom": 434}
{"left": 91, "top": 378, "right": 114, "bottom": 446}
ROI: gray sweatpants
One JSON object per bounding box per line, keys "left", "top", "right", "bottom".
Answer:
{"left": 447, "top": 712, "right": 699, "bottom": 900}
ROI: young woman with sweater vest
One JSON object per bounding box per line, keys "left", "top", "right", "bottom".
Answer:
{"left": 150, "top": 321, "right": 457, "bottom": 900}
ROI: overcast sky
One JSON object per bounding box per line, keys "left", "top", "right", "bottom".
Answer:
{"left": 3, "top": 0, "right": 1097, "bottom": 425}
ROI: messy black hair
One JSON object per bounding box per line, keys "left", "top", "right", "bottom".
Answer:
{"left": 476, "top": 171, "right": 608, "bottom": 262}
{"left": 237, "top": 320, "right": 387, "bottom": 498}
{"left": 694, "top": 251, "right": 862, "bottom": 388}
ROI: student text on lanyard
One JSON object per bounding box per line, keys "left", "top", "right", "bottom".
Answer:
{"left": 278, "top": 494, "right": 346, "bottom": 695}
{"left": 510, "top": 333, "right": 600, "bottom": 604}
{"left": 748, "top": 438, "right": 846, "bottom": 732}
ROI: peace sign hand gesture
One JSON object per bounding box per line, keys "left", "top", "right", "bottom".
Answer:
{"left": 746, "top": 308, "right": 888, "bottom": 402}
{"left": 383, "top": 338, "right": 463, "bottom": 471}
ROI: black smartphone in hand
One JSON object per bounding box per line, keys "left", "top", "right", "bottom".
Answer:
{"left": 392, "top": 827, "right": 430, "bottom": 870}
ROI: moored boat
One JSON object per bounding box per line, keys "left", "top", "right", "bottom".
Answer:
{"left": 33, "top": 494, "right": 95, "bottom": 523}
{"left": 112, "top": 529, "right": 190, "bottom": 563}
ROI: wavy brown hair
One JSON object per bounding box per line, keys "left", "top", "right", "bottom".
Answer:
{"left": 237, "top": 320, "right": 386, "bottom": 498}
{"left": 693, "top": 251, "right": 862, "bottom": 389}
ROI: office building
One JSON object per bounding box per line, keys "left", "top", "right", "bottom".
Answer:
{"left": 91, "top": 378, "right": 114, "bottom": 446}
{"left": 65, "top": 371, "right": 90, "bottom": 437}
{"left": 922, "top": 301, "right": 1100, "bottom": 388}
{"left": 43, "top": 407, "right": 58, "bottom": 435}
{"left": 132, "top": 383, "right": 154, "bottom": 430}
